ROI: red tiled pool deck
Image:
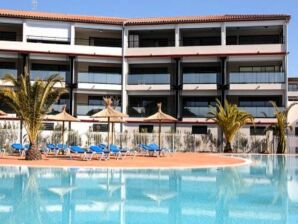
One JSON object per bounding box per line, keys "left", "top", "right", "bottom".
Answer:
{"left": 0, "top": 153, "right": 249, "bottom": 168}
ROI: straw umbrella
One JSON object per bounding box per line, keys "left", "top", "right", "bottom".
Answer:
{"left": 144, "top": 103, "right": 177, "bottom": 155}
{"left": 46, "top": 106, "right": 79, "bottom": 145}
{"left": 91, "top": 97, "right": 127, "bottom": 149}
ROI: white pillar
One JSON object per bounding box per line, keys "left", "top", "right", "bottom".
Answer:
{"left": 70, "top": 24, "right": 75, "bottom": 45}
{"left": 175, "top": 26, "right": 180, "bottom": 47}
{"left": 283, "top": 22, "right": 288, "bottom": 108}
{"left": 122, "top": 26, "right": 129, "bottom": 116}
{"left": 22, "top": 21, "right": 27, "bottom": 42}
{"left": 221, "top": 23, "right": 226, "bottom": 46}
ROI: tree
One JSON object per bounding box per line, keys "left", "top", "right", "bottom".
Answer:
{"left": 0, "top": 70, "right": 66, "bottom": 160}
{"left": 208, "top": 99, "right": 254, "bottom": 153}
{"left": 265, "top": 101, "right": 297, "bottom": 154}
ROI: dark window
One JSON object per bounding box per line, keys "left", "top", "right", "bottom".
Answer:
{"left": 238, "top": 96, "right": 282, "bottom": 107}
{"left": 128, "top": 97, "right": 169, "bottom": 117}
{"left": 192, "top": 126, "right": 208, "bottom": 134}
{"left": 182, "top": 36, "right": 221, "bottom": 46}
{"left": 41, "top": 123, "right": 54, "bottom": 131}
{"left": 0, "top": 31, "right": 17, "bottom": 41}
{"left": 250, "top": 126, "right": 266, "bottom": 136}
{"left": 295, "top": 127, "right": 298, "bottom": 136}
{"left": 31, "top": 63, "right": 69, "bottom": 71}
{"left": 0, "top": 62, "right": 16, "bottom": 69}
{"left": 93, "top": 124, "right": 108, "bottom": 132}
{"left": 139, "top": 125, "right": 153, "bottom": 133}
{"left": 89, "top": 37, "right": 122, "bottom": 47}
{"left": 289, "top": 84, "right": 298, "bottom": 91}
{"left": 88, "top": 66, "right": 121, "bottom": 74}
{"left": 130, "top": 67, "right": 168, "bottom": 74}
{"left": 88, "top": 96, "right": 104, "bottom": 106}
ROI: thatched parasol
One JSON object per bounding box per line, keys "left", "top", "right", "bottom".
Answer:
{"left": 144, "top": 103, "right": 177, "bottom": 154}
{"left": 46, "top": 106, "right": 79, "bottom": 145}
{"left": 91, "top": 97, "right": 127, "bottom": 149}
{"left": 0, "top": 110, "right": 7, "bottom": 117}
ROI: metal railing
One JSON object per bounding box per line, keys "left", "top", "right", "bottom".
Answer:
{"left": 229, "top": 72, "right": 285, "bottom": 84}
{"left": 238, "top": 107, "right": 281, "bottom": 118}
{"left": 183, "top": 73, "right": 219, "bottom": 84}
{"left": 30, "top": 70, "right": 68, "bottom": 81}
{"left": 0, "top": 68, "right": 17, "bottom": 79}
{"left": 76, "top": 105, "right": 121, "bottom": 116}
{"left": 182, "top": 106, "right": 211, "bottom": 118}
{"left": 127, "top": 74, "right": 170, "bottom": 85}
{"left": 128, "top": 39, "right": 175, "bottom": 48}
{"left": 78, "top": 72, "right": 122, "bottom": 85}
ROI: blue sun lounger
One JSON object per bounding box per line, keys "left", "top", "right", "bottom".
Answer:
{"left": 69, "top": 145, "right": 89, "bottom": 160}
{"left": 11, "top": 143, "right": 26, "bottom": 156}
{"left": 89, "top": 145, "right": 107, "bottom": 160}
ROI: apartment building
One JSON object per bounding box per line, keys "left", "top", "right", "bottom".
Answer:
{"left": 0, "top": 9, "right": 290, "bottom": 137}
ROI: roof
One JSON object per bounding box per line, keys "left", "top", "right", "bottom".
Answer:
{"left": 0, "top": 9, "right": 125, "bottom": 25}
{"left": 0, "top": 9, "right": 291, "bottom": 25}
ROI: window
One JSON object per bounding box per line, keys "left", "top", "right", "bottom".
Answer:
{"left": 89, "top": 37, "right": 121, "bottom": 47}
{"left": 239, "top": 65, "right": 281, "bottom": 73}
{"left": 88, "top": 66, "right": 121, "bottom": 74}
{"left": 93, "top": 124, "right": 108, "bottom": 132}
{"left": 128, "top": 35, "right": 139, "bottom": 48}
{"left": 295, "top": 127, "right": 298, "bottom": 136}
{"left": 192, "top": 126, "right": 207, "bottom": 135}
{"left": 41, "top": 123, "right": 54, "bottom": 131}
{"left": 0, "top": 31, "right": 17, "bottom": 41}
{"left": 250, "top": 126, "right": 266, "bottom": 136}
{"left": 139, "top": 125, "right": 153, "bottom": 133}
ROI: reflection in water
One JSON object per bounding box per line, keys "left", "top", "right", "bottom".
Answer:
{"left": 0, "top": 156, "right": 297, "bottom": 223}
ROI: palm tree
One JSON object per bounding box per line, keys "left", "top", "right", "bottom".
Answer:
{"left": 0, "top": 70, "right": 66, "bottom": 160}
{"left": 208, "top": 99, "right": 254, "bottom": 152}
{"left": 265, "top": 101, "right": 297, "bottom": 154}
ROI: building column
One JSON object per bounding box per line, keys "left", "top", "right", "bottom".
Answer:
{"left": 175, "top": 26, "right": 180, "bottom": 47}
{"left": 122, "top": 58, "right": 128, "bottom": 115}
{"left": 221, "top": 23, "right": 226, "bottom": 46}
{"left": 22, "top": 21, "right": 27, "bottom": 43}
{"left": 69, "top": 56, "right": 76, "bottom": 116}
{"left": 173, "top": 58, "right": 182, "bottom": 120}
{"left": 70, "top": 24, "right": 75, "bottom": 45}
{"left": 219, "top": 57, "right": 227, "bottom": 105}
{"left": 283, "top": 22, "right": 288, "bottom": 108}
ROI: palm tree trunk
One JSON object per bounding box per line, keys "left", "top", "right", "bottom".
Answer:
{"left": 277, "top": 135, "right": 286, "bottom": 154}
{"left": 224, "top": 141, "right": 233, "bottom": 153}
{"left": 25, "top": 142, "right": 42, "bottom": 160}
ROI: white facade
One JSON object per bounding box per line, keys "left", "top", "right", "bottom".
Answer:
{"left": 0, "top": 10, "right": 291, "bottom": 143}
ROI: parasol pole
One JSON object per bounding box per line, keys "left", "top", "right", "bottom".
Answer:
{"left": 159, "top": 120, "right": 161, "bottom": 156}
{"left": 62, "top": 120, "right": 65, "bottom": 145}
{"left": 107, "top": 117, "right": 110, "bottom": 151}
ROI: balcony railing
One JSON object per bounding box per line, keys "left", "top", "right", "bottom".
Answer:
{"left": 30, "top": 70, "right": 68, "bottom": 81}
{"left": 128, "top": 74, "right": 170, "bottom": 85}
{"left": 183, "top": 107, "right": 211, "bottom": 118}
{"left": 78, "top": 72, "right": 122, "bottom": 85}
{"left": 238, "top": 107, "right": 282, "bottom": 118}
{"left": 48, "top": 104, "right": 70, "bottom": 114}
{"left": 229, "top": 72, "right": 285, "bottom": 84}
{"left": 128, "top": 39, "right": 175, "bottom": 48}
{"left": 183, "top": 73, "right": 219, "bottom": 84}
{"left": 77, "top": 104, "right": 121, "bottom": 116}
{"left": 0, "top": 68, "right": 17, "bottom": 79}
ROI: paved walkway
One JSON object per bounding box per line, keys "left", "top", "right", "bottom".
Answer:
{"left": 0, "top": 153, "right": 248, "bottom": 168}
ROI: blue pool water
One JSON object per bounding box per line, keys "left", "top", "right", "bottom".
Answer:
{"left": 0, "top": 155, "right": 297, "bottom": 224}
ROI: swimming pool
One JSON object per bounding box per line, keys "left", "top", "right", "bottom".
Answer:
{"left": 0, "top": 155, "right": 297, "bottom": 224}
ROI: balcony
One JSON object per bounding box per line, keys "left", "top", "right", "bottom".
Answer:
{"left": 239, "top": 107, "right": 281, "bottom": 118}
{"left": 76, "top": 104, "right": 121, "bottom": 116}
{"left": 183, "top": 106, "right": 211, "bottom": 118}
{"left": 180, "top": 28, "right": 221, "bottom": 46}
{"left": 0, "top": 23, "right": 23, "bottom": 42}
{"left": 127, "top": 74, "right": 170, "bottom": 85}
{"left": 229, "top": 72, "right": 285, "bottom": 84}
{"left": 75, "top": 28, "right": 122, "bottom": 48}
{"left": 78, "top": 72, "right": 122, "bottom": 85}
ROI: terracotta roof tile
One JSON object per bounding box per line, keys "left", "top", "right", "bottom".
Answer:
{"left": 0, "top": 9, "right": 126, "bottom": 25}
{"left": 125, "top": 14, "right": 290, "bottom": 25}
{"left": 0, "top": 9, "right": 290, "bottom": 25}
